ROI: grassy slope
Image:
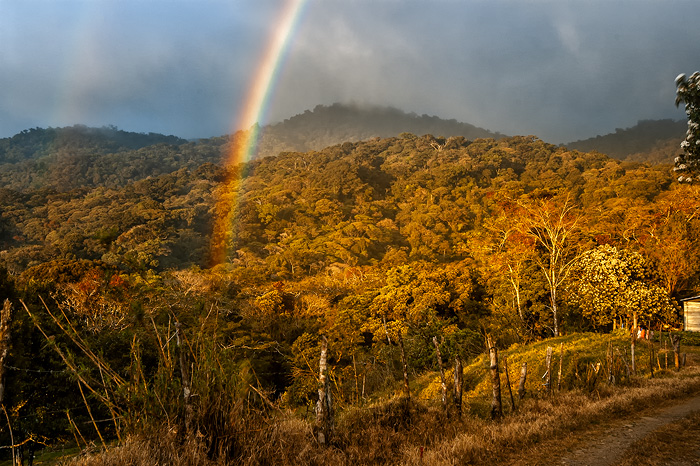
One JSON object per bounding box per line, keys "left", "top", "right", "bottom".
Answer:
{"left": 32, "top": 332, "right": 700, "bottom": 465}
{"left": 416, "top": 331, "right": 665, "bottom": 410}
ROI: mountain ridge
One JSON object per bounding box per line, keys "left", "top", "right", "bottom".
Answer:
{"left": 0, "top": 105, "right": 686, "bottom": 183}
{"left": 564, "top": 118, "right": 685, "bottom": 163}
{"left": 252, "top": 103, "right": 507, "bottom": 159}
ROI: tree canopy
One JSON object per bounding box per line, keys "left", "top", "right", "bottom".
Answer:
{"left": 675, "top": 72, "right": 700, "bottom": 182}
{"left": 0, "top": 126, "right": 695, "bottom": 455}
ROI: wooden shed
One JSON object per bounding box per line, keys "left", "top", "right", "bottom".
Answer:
{"left": 681, "top": 295, "right": 700, "bottom": 331}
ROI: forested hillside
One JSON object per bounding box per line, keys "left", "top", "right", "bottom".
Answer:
{"left": 1, "top": 127, "right": 698, "bottom": 463}
{"left": 253, "top": 103, "right": 506, "bottom": 158}
{"left": 0, "top": 125, "right": 227, "bottom": 191}
{"left": 565, "top": 119, "right": 685, "bottom": 164}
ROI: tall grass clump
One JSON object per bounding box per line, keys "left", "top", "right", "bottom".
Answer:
{"left": 41, "top": 322, "right": 700, "bottom": 465}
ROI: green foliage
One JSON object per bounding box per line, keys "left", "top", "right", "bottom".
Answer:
{"left": 447, "top": 331, "right": 652, "bottom": 407}
{"left": 566, "top": 119, "right": 685, "bottom": 163}
{"left": 1, "top": 125, "right": 699, "bottom": 457}
{"left": 675, "top": 72, "right": 700, "bottom": 182}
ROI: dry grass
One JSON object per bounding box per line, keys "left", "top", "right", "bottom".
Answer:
{"left": 52, "top": 329, "right": 700, "bottom": 466}
{"left": 58, "top": 365, "right": 700, "bottom": 466}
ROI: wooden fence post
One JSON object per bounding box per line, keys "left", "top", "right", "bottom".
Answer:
{"left": 397, "top": 329, "right": 411, "bottom": 401}
{"left": 487, "top": 335, "right": 502, "bottom": 419}
{"left": 631, "top": 333, "right": 636, "bottom": 375}
{"left": 0, "top": 300, "right": 12, "bottom": 405}
{"left": 545, "top": 346, "right": 553, "bottom": 396}
{"left": 557, "top": 342, "right": 564, "bottom": 391}
{"left": 503, "top": 357, "right": 516, "bottom": 412}
{"left": 588, "top": 362, "right": 601, "bottom": 391}
{"left": 316, "top": 335, "right": 333, "bottom": 445}
{"left": 175, "top": 322, "right": 193, "bottom": 431}
{"left": 607, "top": 340, "right": 615, "bottom": 385}
{"left": 432, "top": 336, "right": 448, "bottom": 413}
{"left": 454, "top": 357, "right": 463, "bottom": 416}
{"left": 0, "top": 301, "right": 13, "bottom": 465}
{"left": 670, "top": 333, "right": 681, "bottom": 371}
{"left": 631, "top": 312, "right": 638, "bottom": 375}
{"left": 518, "top": 362, "right": 527, "bottom": 401}
{"left": 615, "top": 348, "right": 630, "bottom": 379}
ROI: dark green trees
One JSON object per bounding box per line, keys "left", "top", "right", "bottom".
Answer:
{"left": 675, "top": 72, "right": 700, "bottom": 182}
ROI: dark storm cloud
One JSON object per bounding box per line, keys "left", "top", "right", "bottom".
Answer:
{"left": 0, "top": 0, "right": 279, "bottom": 139}
{"left": 1, "top": 0, "right": 698, "bottom": 142}
{"left": 274, "top": 0, "right": 698, "bottom": 142}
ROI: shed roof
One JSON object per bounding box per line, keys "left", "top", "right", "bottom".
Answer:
{"left": 681, "top": 295, "right": 700, "bottom": 302}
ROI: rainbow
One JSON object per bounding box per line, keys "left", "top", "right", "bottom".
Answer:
{"left": 211, "top": 0, "right": 309, "bottom": 265}
{"left": 227, "top": 0, "right": 309, "bottom": 166}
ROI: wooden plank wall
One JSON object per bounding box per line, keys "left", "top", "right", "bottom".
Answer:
{"left": 685, "top": 301, "right": 700, "bottom": 331}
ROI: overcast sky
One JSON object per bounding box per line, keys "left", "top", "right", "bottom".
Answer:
{"left": 1, "top": 0, "right": 698, "bottom": 143}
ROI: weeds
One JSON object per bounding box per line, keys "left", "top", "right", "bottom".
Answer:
{"left": 58, "top": 365, "right": 700, "bottom": 466}
{"left": 29, "top": 320, "right": 700, "bottom": 466}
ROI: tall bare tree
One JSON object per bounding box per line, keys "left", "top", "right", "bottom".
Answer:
{"left": 516, "top": 194, "right": 580, "bottom": 336}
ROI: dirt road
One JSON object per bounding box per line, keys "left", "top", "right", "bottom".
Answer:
{"left": 560, "top": 393, "right": 700, "bottom": 466}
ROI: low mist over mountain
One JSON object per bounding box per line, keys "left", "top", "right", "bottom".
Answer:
{"left": 0, "top": 125, "right": 222, "bottom": 191}
{"left": 0, "top": 125, "right": 187, "bottom": 164}
{"left": 252, "top": 103, "right": 506, "bottom": 159}
{"left": 0, "top": 108, "right": 687, "bottom": 194}
{"left": 0, "top": 105, "right": 509, "bottom": 191}
{"left": 565, "top": 119, "right": 685, "bottom": 164}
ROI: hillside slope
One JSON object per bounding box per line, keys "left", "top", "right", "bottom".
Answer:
{"left": 0, "top": 125, "right": 226, "bottom": 191}
{"left": 565, "top": 119, "right": 685, "bottom": 163}
{"left": 252, "top": 103, "right": 506, "bottom": 158}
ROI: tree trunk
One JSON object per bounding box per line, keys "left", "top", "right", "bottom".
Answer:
{"left": 432, "top": 336, "right": 448, "bottom": 413}
{"left": 382, "top": 314, "right": 392, "bottom": 345}
{"left": 316, "top": 335, "right": 333, "bottom": 445}
{"left": 518, "top": 362, "right": 528, "bottom": 401}
{"left": 453, "top": 357, "right": 463, "bottom": 416}
{"left": 487, "top": 335, "right": 502, "bottom": 419}
{"left": 511, "top": 275, "right": 524, "bottom": 324}
{"left": 397, "top": 329, "right": 410, "bottom": 400}
{"left": 551, "top": 289, "right": 559, "bottom": 337}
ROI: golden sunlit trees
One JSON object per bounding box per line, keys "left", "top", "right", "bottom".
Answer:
{"left": 479, "top": 204, "right": 537, "bottom": 328}
{"left": 474, "top": 191, "right": 582, "bottom": 338}
{"left": 520, "top": 195, "right": 581, "bottom": 336}
{"left": 635, "top": 185, "right": 700, "bottom": 297}
{"left": 570, "top": 245, "right": 677, "bottom": 329}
